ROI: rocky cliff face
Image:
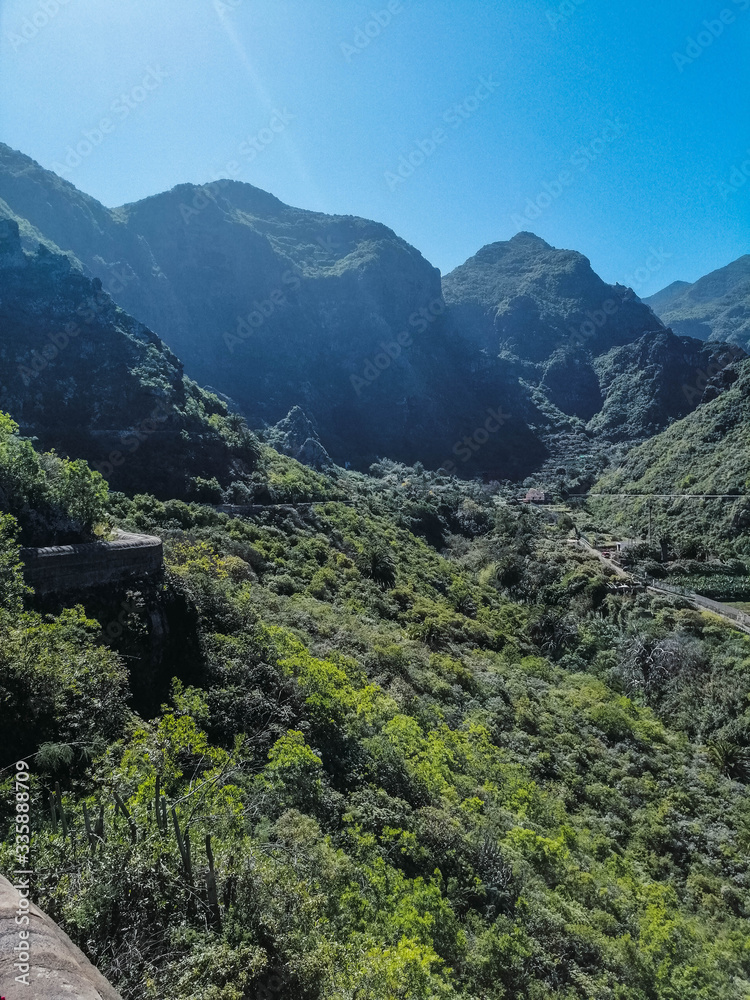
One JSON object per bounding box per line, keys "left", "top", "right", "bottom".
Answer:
{"left": 262, "top": 406, "right": 335, "bottom": 471}
{"left": 0, "top": 144, "right": 547, "bottom": 478}
{"left": 0, "top": 144, "right": 741, "bottom": 482}
{"left": 0, "top": 218, "right": 260, "bottom": 497}
{"left": 444, "top": 234, "right": 744, "bottom": 451}
{"left": 588, "top": 331, "right": 745, "bottom": 441}
{"left": 442, "top": 232, "right": 665, "bottom": 363}
{"left": 645, "top": 256, "right": 750, "bottom": 349}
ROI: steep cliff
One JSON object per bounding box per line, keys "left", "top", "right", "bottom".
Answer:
{"left": 0, "top": 218, "right": 260, "bottom": 497}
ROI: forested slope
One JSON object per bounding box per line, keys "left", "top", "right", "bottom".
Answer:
{"left": 1, "top": 430, "right": 749, "bottom": 999}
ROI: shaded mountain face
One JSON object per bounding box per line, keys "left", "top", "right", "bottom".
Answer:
{"left": 0, "top": 219, "right": 259, "bottom": 497}
{"left": 442, "top": 233, "right": 665, "bottom": 364}
{"left": 593, "top": 357, "right": 750, "bottom": 552}
{"left": 588, "top": 331, "right": 745, "bottom": 441}
{"left": 0, "top": 144, "right": 740, "bottom": 482}
{"left": 645, "top": 256, "right": 750, "bottom": 348}
{"left": 0, "top": 144, "right": 549, "bottom": 479}
{"left": 643, "top": 280, "right": 691, "bottom": 316}
{"left": 441, "top": 234, "right": 743, "bottom": 448}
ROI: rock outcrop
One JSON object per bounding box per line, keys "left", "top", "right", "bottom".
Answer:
{"left": 444, "top": 234, "right": 745, "bottom": 449}
{"left": 0, "top": 874, "right": 122, "bottom": 999}
{"left": 262, "top": 406, "right": 335, "bottom": 471}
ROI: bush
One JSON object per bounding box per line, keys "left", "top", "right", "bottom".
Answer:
{"left": 0, "top": 412, "right": 110, "bottom": 544}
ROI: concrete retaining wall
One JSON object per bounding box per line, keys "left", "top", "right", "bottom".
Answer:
{"left": 21, "top": 530, "right": 163, "bottom": 595}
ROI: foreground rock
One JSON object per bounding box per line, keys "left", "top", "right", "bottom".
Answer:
{"left": 0, "top": 874, "right": 122, "bottom": 999}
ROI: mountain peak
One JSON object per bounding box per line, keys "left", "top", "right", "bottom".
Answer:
{"left": 646, "top": 254, "right": 750, "bottom": 347}
{"left": 508, "top": 231, "right": 552, "bottom": 247}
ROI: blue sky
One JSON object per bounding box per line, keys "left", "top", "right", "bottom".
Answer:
{"left": 0, "top": 0, "right": 748, "bottom": 295}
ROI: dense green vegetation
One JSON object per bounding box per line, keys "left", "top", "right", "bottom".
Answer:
{"left": 2, "top": 434, "right": 750, "bottom": 999}
{"left": 0, "top": 411, "right": 110, "bottom": 545}
{"left": 591, "top": 361, "right": 750, "bottom": 558}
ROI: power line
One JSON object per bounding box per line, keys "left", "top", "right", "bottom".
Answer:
{"left": 569, "top": 493, "right": 748, "bottom": 500}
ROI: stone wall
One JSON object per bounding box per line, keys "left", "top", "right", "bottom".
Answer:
{"left": 21, "top": 530, "right": 163, "bottom": 595}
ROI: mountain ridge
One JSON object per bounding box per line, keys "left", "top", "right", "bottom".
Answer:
{"left": 0, "top": 141, "right": 744, "bottom": 483}
{"left": 646, "top": 255, "right": 750, "bottom": 348}
{"left": 0, "top": 217, "right": 261, "bottom": 498}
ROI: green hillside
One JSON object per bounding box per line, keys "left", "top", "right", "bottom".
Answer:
{"left": 591, "top": 360, "right": 750, "bottom": 555}
{"left": 646, "top": 256, "right": 750, "bottom": 349}
{"left": 2, "top": 429, "right": 750, "bottom": 999}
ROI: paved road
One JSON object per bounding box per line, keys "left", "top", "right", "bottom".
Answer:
{"left": 572, "top": 537, "right": 750, "bottom": 636}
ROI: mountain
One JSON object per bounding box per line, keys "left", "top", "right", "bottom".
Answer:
{"left": 0, "top": 144, "right": 742, "bottom": 482}
{"left": 592, "top": 356, "right": 750, "bottom": 551}
{"left": 442, "top": 236, "right": 744, "bottom": 469}
{"left": 0, "top": 143, "right": 537, "bottom": 476}
{"left": 442, "top": 232, "right": 666, "bottom": 366}
{"left": 0, "top": 218, "right": 260, "bottom": 498}
{"left": 643, "top": 279, "right": 691, "bottom": 315}
{"left": 587, "top": 330, "right": 745, "bottom": 442}
{"left": 645, "top": 256, "right": 750, "bottom": 348}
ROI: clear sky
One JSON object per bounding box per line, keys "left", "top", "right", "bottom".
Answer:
{"left": 0, "top": 0, "right": 748, "bottom": 295}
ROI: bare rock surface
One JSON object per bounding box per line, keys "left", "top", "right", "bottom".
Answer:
{"left": 0, "top": 874, "right": 122, "bottom": 1000}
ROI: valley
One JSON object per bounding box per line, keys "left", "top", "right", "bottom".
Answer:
{"left": 0, "top": 144, "right": 749, "bottom": 1000}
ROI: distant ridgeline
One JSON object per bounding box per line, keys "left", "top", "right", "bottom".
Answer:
{"left": 646, "top": 255, "right": 750, "bottom": 349}
{"left": 0, "top": 144, "right": 747, "bottom": 482}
